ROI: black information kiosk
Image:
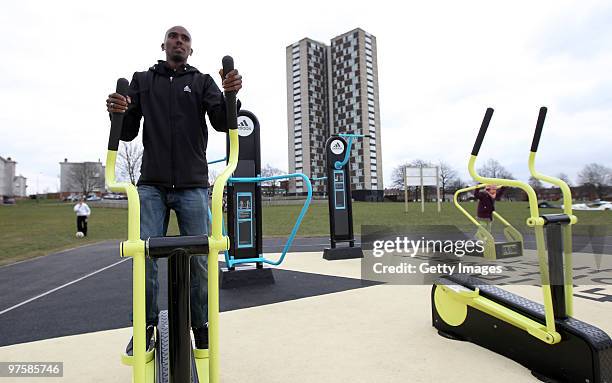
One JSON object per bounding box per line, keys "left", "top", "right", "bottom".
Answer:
{"left": 221, "top": 110, "right": 274, "bottom": 288}
{"left": 323, "top": 135, "right": 364, "bottom": 260}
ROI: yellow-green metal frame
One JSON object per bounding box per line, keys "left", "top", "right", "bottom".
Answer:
{"left": 453, "top": 184, "right": 524, "bottom": 259}
{"left": 107, "top": 130, "right": 239, "bottom": 383}
{"left": 528, "top": 151, "right": 577, "bottom": 316}
{"left": 435, "top": 284, "right": 561, "bottom": 344}
{"left": 106, "top": 150, "right": 148, "bottom": 382}
{"left": 463, "top": 155, "right": 561, "bottom": 343}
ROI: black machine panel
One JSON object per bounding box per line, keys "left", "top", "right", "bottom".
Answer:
{"left": 226, "top": 110, "right": 262, "bottom": 263}
{"left": 325, "top": 136, "right": 355, "bottom": 245}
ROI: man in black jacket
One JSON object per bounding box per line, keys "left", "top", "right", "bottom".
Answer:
{"left": 106, "top": 26, "right": 242, "bottom": 354}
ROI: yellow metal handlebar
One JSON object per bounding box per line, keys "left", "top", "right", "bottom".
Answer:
{"left": 468, "top": 156, "right": 543, "bottom": 227}
{"left": 207, "top": 129, "right": 238, "bottom": 383}
{"left": 528, "top": 152, "right": 577, "bottom": 224}
{"left": 105, "top": 149, "right": 147, "bottom": 383}
{"left": 467, "top": 119, "right": 558, "bottom": 339}
{"left": 453, "top": 184, "right": 486, "bottom": 227}
{"left": 528, "top": 119, "right": 576, "bottom": 316}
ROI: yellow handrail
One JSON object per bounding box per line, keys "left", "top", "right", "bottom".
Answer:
{"left": 528, "top": 109, "right": 577, "bottom": 316}
{"left": 453, "top": 184, "right": 485, "bottom": 227}
{"left": 468, "top": 154, "right": 558, "bottom": 336}
{"left": 207, "top": 129, "right": 238, "bottom": 383}
{"left": 105, "top": 150, "right": 147, "bottom": 383}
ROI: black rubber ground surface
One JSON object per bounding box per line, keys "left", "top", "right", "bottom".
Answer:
{"left": 0, "top": 241, "right": 378, "bottom": 347}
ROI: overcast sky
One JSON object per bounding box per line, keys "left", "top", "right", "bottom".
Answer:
{"left": 1, "top": 0, "right": 611, "bottom": 193}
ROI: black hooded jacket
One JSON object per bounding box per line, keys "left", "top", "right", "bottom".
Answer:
{"left": 119, "top": 61, "right": 235, "bottom": 188}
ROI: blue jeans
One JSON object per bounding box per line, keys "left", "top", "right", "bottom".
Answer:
{"left": 138, "top": 185, "right": 210, "bottom": 328}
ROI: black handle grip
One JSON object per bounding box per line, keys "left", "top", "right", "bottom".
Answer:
{"left": 108, "top": 78, "right": 130, "bottom": 151}
{"left": 147, "top": 235, "right": 209, "bottom": 258}
{"left": 222, "top": 55, "right": 237, "bottom": 130}
{"left": 471, "top": 107, "right": 494, "bottom": 156}
{"left": 531, "top": 106, "right": 547, "bottom": 152}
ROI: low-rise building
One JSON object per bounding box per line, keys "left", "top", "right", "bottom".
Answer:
{"left": 13, "top": 175, "right": 28, "bottom": 197}
{"left": 1, "top": 156, "right": 18, "bottom": 202}
{"left": 59, "top": 158, "right": 105, "bottom": 198}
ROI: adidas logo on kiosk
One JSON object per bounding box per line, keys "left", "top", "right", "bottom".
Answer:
{"left": 330, "top": 139, "right": 345, "bottom": 155}
{"left": 237, "top": 116, "right": 254, "bottom": 137}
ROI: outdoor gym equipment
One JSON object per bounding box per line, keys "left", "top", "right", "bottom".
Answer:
{"left": 207, "top": 110, "right": 312, "bottom": 288}
{"left": 453, "top": 184, "right": 523, "bottom": 259}
{"left": 431, "top": 107, "right": 612, "bottom": 382}
{"left": 322, "top": 133, "right": 366, "bottom": 260}
{"left": 108, "top": 56, "right": 239, "bottom": 383}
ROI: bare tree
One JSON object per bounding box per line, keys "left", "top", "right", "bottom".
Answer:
{"left": 578, "top": 163, "right": 612, "bottom": 200}
{"left": 450, "top": 178, "right": 471, "bottom": 200}
{"left": 529, "top": 176, "right": 544, "bottom": 194}
{"left": 478, "top": 159, "right": 514, "bottom": 179}
{"left": 117, "top": 141, "right": 143, "bottom": 185}
{"left": 556, "top": 172, "right": 573, "bottom": 186}
{"left": 391, "top": 163, "right": 410, "bottom": 189}
{"left": 261, "top": 164, "right": 284, "bottom": 196}
{"left": 439, "top": 161, "right": 458, "bottom": 201}
{"left": 208, "top": 169, "right": 219, "bottom": 186}
{"left": 70, "top": 163, "right": 103, "bottom": 196}
{"left": 450, "top": 178, "right": 468, "bottom": 192}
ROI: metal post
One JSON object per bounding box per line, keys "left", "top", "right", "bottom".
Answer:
{"left": 436, "top": 166, "right": 441, "bottom": 213}
{"left": 545, "top": 223, "right": 567, "bottom": 319}
{"left": 168, "top": 250, "right": 192, "bottom": 383}
{"left": 404, "top": 166, "right": 408, "bottom": 213}
{"left": 420, "top": 166, "right": 425, "bottom": 213}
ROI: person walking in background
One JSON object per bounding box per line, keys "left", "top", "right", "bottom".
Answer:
{"left": 474, "top": 184, "right": 503, "bottom": 232}
{"left": 73, "top": 197, "right": 91, "bottom": 237}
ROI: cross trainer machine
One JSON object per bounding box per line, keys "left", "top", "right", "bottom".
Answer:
{"left": 207, "top": 110, "right": 313, "bottom": 288}
{"left": 431, "top": 107, "right": 612, "bottom": 382}
{"left": 109, "top": 56, "right": 239, "bottom": 383}
{"left": 453, "top": 184, "right": 524, "bottom": 259}
{"left": 322, "top": 133, "right": 366, "bottom": 260}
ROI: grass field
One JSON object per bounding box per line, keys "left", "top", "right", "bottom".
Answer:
{"left": 1, "top": 199, "right": 610, "bottom": 266}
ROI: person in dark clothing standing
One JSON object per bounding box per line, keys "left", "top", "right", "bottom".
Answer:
{"left": 474, "top": 184, "right": 504, "bottom": 232}
{"left": 105, "top": 26, "right": 242, "bottom": 354}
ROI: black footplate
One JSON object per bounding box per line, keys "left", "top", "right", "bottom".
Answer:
{"left": 432, "top": 274, "right": 612, "bottom": 383}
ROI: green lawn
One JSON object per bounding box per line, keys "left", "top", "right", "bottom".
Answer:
{"left": 1, "top": 199, "right": 610, "bottom": 266}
